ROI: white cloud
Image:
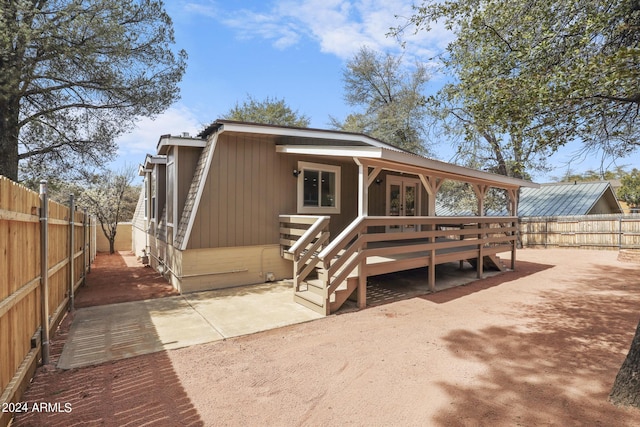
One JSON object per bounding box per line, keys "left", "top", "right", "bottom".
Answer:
{"left": 186, "top": 0, "right": 452, "bottom": 61}
{"left": 114, "top": 105, "right": 203, "bottom": 160}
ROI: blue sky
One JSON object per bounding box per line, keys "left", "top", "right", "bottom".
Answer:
{"left": 111, "top": 0, "right": 635, "bottom": 182}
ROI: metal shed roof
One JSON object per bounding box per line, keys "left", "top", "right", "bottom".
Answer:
{"left": 435, "top": 181, "right": 623, "bottom": 217}
{"left": 518, "top": 181, "right": 622, "bottom": 217}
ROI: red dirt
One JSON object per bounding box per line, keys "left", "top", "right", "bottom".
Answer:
{"left": 11, "top": 248, "right": 640, "bottom": 426}
{"left": 74, "top": 251, "right": 178, "bottom": 308}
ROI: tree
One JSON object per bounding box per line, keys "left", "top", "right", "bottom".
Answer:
{"left": 398, "top": 0, "right": 640, "bottom": 405}
{"left": 610, "top": 322, "right": 640, "bottom": 407}
{"left": 221, "top": 95, "right": 310, "bottom": 127}
{"left": 397, "top": 0, "right": 640, "bottom": 162}
{"left": 80, "top": 166, "right": 139, "bottom": 254}
{"left": 555, "top": 166, "right": 629, "bottom": 183}
{"left": 428, "top": 84, "right": 552, "bottom": 179}
{"left": 618, "top": 168, "right": 640, "bottom": 210}
{"left": 0, "top": 1, "right": 187, "bottom": 181}
{"left": 331, "top": 47, "right": 432, "bottom": 155}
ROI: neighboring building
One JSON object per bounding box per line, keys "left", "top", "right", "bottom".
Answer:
{"left": 132, "top": 120, "right": 535, "bottom": 314}
{"left": 518, "top": 181, "right": 622, "bottom": 217}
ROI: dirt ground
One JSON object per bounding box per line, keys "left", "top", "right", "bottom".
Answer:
{"left": 74, "top": 251, "right": 178, "bottom": 308}
{"left": 11, "top": 249, "right": 640, "bottom": 426}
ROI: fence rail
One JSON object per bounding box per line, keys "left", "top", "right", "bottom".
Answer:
{"left": 519, "top": 214, "right": 640, "bottom": 249}
{"left": 0, "top": 176, "right": 96, "bottom": 427}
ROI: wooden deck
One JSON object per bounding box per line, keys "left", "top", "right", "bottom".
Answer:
{"left": 280, "top": 215, "right": 518, "bottom": 315}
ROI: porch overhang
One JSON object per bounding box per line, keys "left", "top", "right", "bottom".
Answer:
{"left": 275, "top": 145, "right": 539, "bottom": 190}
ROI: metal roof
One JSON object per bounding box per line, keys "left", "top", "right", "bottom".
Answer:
{"left": 518, "top": 181, "right": 622, "bottom": 217}
{"left": 435, "top": 181, "right": 622, "bottom": 217}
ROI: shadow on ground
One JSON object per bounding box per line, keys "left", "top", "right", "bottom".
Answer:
{"left": 433, "top": 261, "right": 640, "bottom": 425}
{"left": 360, "top": 260, "right": 553, "bottom": 308}
{"left": 12, "top": 254, "right": 204, "bottom": 426}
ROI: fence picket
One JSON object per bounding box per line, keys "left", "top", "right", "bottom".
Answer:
{"left": 520, "top": 214, "right": 640, "bottom": 249}
{"left": 0, "top": 176, "right": 95, "bottom": 427}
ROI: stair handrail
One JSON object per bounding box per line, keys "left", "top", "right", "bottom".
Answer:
{"left": 317, "top": 216, "right": 366, "bottom": 264}
{"left": 287, "top": 215, "right": 330, "bottom": 257}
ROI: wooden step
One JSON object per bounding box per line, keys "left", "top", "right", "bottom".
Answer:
{"left": 294, "top": 290, "right": 327, "bottom": 315}
{"left": 466, "top": 254, "right": 506, "bottom": 272}
{"left": 303, "top": 278, "right": 349, "bottom": 297}
{"left": 485, "top": 254, "right": 506, "bottom": 271}
{"left": 329, "top": 276, "right": 358, "bottom": 313}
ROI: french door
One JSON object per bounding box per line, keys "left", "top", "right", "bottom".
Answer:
{"left": 386, "top": 177, "right": 421, "bottom": 232}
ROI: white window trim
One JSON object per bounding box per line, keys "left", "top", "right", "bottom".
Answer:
{"left": 297, "top": 161, "right": 341, "bottom": 214}
{"left": 166, "top": 149, "right": 176, "bottom": 228}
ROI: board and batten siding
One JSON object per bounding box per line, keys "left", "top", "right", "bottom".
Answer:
{"left": 176, "top": 146, "right": 201, "bottom": 227}
{"left": 186, "top": 133, "right": 359, "bottom": 250}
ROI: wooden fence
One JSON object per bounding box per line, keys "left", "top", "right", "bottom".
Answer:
{"left": 520, "top": 214, "right": 640, "bottom": 249}
{"left": 0, "top": 176, "right": 96, "bottom": 426}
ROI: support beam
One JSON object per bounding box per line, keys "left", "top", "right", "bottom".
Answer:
{"left": 472, "top": 184, "right": 490, "bottom": 216}
{"left": 367, "top": 166, "right": 383, "bottom": 187}
{"left": 419, "top": 174, "right": 445, "bottom": 217}
{"left": 354, "top": 158, "right": 369, "bottom": 216}
{"left": 508, "top": 188, "right": 519, "bottom": 216}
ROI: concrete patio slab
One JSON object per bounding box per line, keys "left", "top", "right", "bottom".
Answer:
{"left": 183, "top": 281, "right": 323, "bottom": 337}
{"left": 57, "top": 260, "right": 506, "bottom": 370}
{"left": 57, "top": 297, "right": 223, "bottom": 369}
{"left": 58, "top": 281, "right": 322, "bottom": 370}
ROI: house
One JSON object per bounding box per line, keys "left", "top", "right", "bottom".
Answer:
{"left": 518, "top": 181, "right": 623, "bottom": 217}
{"left": 132, "top": 120, "right": 537, "bottom": 314}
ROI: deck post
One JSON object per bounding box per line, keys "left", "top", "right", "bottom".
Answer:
{"left": 477, "top": 222, "right": 484, "bottom": 279}
{"left": 511, "top": 218, "right": 517, "bottom": 270}
{"left": 508, "top": 189, "right": 519, "bottom": 271}
{"left": 419, "top": 176, "right": 441, "bottom": 291}
{"left": 357, "top": 260, "right": 366, "bottom": 309}
{"left": 428, "top": 246, "right": 436, "bottom": 292}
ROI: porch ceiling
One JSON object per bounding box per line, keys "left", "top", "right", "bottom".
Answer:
{"left": 276, "top": 145, "right": 538, "bottom": 190}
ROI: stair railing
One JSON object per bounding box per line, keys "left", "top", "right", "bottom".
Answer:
{"left": 280, "top": 215, "right": 330, "bottom": 291}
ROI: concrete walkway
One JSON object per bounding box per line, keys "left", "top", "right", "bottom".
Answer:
{"left": 58, "top": 281, "right": 322, "bottom": 369}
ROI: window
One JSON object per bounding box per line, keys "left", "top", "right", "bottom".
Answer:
{"left": 143, "top": 174, "right": 149, "bottom": 219}
{"left": 297, "top": 161, "right": 341, "bottom": 214}
{"left": 166, "top": 158, "right": 175, "bottom": 226}
{"left": 151, "top": 168, "right": 157, "bottom": 220}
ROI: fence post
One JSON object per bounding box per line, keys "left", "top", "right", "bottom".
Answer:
{"left": 83, "top": 208, "right": 88, "bottom": 282}
{"left": 69, "top": 194, "right": 75, "bottom": 311}
{"left": 39, "top": 180, "right": 50, "bottom": 365}
{"left": 619, "top": 216, "right": 623, "bottom": 249}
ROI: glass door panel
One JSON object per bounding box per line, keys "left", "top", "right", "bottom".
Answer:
{"left": 386, "top": 178, "right": 421, "bottom": 232}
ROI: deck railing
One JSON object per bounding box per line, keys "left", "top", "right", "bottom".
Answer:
{"left": 280, "top": 215, "right": 518, "bottom": 314}
{"left": 279, "top": 215, "right": 330, "bottom": 291}
{"left": 317, "top": 216, "right": 518, "bottom": 309}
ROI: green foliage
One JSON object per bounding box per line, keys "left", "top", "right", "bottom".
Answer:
{"left": 0, "top": 0, "right": 187, "bottom": 181}
{"left": 222, "top": 95, "right": 310, "bottom": 127}
{"left": 396, "top": 0, "right": 640, "bottom": 176}
{"left": 437, "top": 181, "right": 508, "bottom": 215}
{"left": 557, "top": 166, "right": 629, "bottom": 183}
{"left": 618, "top": 168, "right": 640, "bottom": 208}
{"left": 332, "top": 47, "right": 432, "bottom": 155}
